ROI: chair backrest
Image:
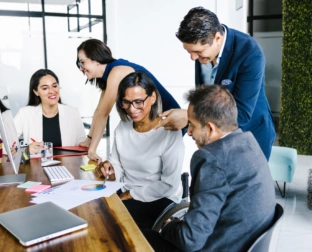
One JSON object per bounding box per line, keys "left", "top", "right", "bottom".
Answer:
{"left": 181, "top": 172, "right": 189, "bottom": 199}
{"left": 269, "top": 146, "right": 297, "bottom": 182}
{"left": 270, "top": 146, "right": 297, "bottom": 166}
{"left": 247, "top": 203, "right": 284, "bottom": 252}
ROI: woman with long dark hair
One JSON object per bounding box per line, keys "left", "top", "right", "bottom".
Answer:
{"left": 14, "top": 69, "right": 86, "bottom": 154}
{"left": 76, "top": 39, "right": 181, "bottom": 162}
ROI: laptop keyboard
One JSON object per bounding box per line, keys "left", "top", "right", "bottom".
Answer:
{"left": 43, "top": 166, "right": 74, "bottom": 182}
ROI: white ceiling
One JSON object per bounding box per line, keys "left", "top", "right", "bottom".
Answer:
{"left": 0, "top": 0, "right": 79, "bottom": 5}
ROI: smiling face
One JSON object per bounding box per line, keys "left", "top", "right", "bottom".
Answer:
{"left": 182, "top": 32, "right": 223, "bottom": 65}
{"left": 187, "top": 104, "right": 210, "bottom": 148}
{"left": 77, "top": 50, "right": 100, "bottom": 80}
{"left": 33, "top": 75, "right": 60, "bottom": 107}
{"left": 122, "top": 86, "right": 155, "bottom": 123}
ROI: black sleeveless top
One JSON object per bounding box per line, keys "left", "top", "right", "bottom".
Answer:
{"left": 43, "top": 113, "right": 62, "bottom": 146}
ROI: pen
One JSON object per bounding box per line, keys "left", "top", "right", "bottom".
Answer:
{"left": 30, "top": 138, "right": 36, "bottom": 142}
{"left": 103, "top": 174, "right": 109, "bottom": 186}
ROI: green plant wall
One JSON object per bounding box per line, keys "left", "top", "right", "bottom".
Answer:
{"left": 279, "top": 0, "right": 312, "bottom": 154}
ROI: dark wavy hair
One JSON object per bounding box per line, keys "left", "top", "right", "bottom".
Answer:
{"left": 76, "top": 39, "right": 116, "bottom": 90}
{"left": 28, "top": 69, "right": 62, "bottom": 106}
{"left": 186, "top": 85, "right": 238, "bottom": 131}
{"left": 176, "top": 7, "right": 224, "bottom": 45}
{"left": 116, "top": 71, "right": 162, "bottom": 122}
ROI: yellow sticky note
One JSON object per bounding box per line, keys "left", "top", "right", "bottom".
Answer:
{"left": 80, "top": 164, "right": 97, "bottom": 171}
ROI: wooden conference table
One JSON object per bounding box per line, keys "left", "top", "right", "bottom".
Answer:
{"left": 0, "top": 155, "right": 154, "bottom": 252}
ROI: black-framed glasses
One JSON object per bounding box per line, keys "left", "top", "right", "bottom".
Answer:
{"left": 119, "top": 95, "right": 150, "bottom": 109}
{"left": 77, "top": 61, "right": 84, "bottom": 69}
{"left": 77, "top": 58, "right": 90, "bottom": 69}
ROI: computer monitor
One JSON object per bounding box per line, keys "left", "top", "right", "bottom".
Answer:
{"left": 0, "top": 88, "right": 25, "bottom": 184}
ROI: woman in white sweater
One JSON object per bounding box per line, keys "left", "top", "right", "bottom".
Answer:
{"left": 97, "top": 71, "right": 184, "bottom": 230}
{"left": 14, "top": 69, "right": 86, "bottom": 155}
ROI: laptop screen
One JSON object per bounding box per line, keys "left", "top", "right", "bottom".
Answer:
{"left": 0, "top": 89, "right": 21, "bottom": 174}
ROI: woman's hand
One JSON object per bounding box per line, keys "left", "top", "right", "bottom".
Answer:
{"left": 119, "top": 190, "right": 132, "bottom": 201}
{"left": 29, "top": 142, "right": 44, "bottom": 155}
{"left": 79, "top": 137, "right": 91, "bottom": 148}
{"left": 96, "top": 160, "right": 116, "bottom": 181}
{"left": 10, "top": 147, "right": 17, "bottom": 156}
{"left": 88, "top": 152, "right": 102, "bottom": 164}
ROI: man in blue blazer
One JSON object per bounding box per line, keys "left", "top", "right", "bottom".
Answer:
{"left": 156, "top": 7, "right": 275, "bottom": 159}
{"left": 145, "top": 85, "right": 276, "bottom": 251}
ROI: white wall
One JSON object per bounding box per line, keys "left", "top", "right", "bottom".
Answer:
{"left": 105, "top": 0, "right": 248, "bottom": 173}
{"left": 216, "top": 0, "right": 248, "bottom": 33}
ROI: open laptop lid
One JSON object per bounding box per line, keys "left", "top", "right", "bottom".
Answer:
{"left": 0, "top": 201, "right": 88, "bottom": 246}
{"left": 0, "top": 110, "right": 21, "bottom": 174}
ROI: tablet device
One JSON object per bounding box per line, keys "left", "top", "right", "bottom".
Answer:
{"left": 0, "top": 201, "right": 88, "bottom": 246}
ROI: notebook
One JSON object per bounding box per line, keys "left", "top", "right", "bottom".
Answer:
{"left": 54, "top": 146, "right": 88, "bottom": 152}
{"left": 0, "top": 201, "right": 88, "bottom": 246}
{"left": 30, "top": 148, "right": 87, "bottom": 160}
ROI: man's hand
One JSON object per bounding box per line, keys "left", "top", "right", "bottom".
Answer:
{"left": 154, "top": 109, "right": 188, "bottom": 131}
{"left": 119, "top": 190, "right": 132, "bottom": 201}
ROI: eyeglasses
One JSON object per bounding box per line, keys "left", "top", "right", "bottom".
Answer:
{"left": 119, "top": 95, "right": 150, "bottom": 109}
{"left": 77, "top": 59, "right": 89, "bottom": 69}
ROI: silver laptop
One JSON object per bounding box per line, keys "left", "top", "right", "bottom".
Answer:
{"left": 0, "top": 201, "right": 88, "bottom": 246}
{"left": 0, "top": 88, "right": 25, "bottom": 185}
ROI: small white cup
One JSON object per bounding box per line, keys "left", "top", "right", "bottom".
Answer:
{"left": 41, "top": 142, "right": 53, "bottom": 162}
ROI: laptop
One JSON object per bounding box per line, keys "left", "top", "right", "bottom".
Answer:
{"left": 0, "top": 201, "right": 88, "bottom": 246}
{"left": 0, "top": 92, "right": 25, "bottom": 185}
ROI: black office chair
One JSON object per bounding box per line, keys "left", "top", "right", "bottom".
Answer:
{"left": 152, "top": 172, "right": 190, "bottom": 232}
{"left": 247, "top": 203, "right": 284, "bottom": 252}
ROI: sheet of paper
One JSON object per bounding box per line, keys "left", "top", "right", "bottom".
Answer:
{"left": 53, "top": 180, "right": 125, "bottom": 198}
{"left": 29, "top": 180, "right": 125, "bottom": 210}
{"left": 30, "top": 194, "right": 99, "bottom": 210}
{"left": 31, "top": 185, "right": 61, "bottom": 196}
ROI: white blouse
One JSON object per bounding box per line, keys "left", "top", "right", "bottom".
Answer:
{"left": 109, "top": 120, "right": 184, "bottom": 203}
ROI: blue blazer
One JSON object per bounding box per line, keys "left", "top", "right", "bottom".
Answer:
{"left": 195, "top": 26, "right": 276, "bottom": 160}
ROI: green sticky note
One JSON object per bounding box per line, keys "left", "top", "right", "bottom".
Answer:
{"left": 17, "top": 181, "right": 42, "bottom": 189}
{"left": 80, "top": 164, "right": 97, "bottom": 171}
